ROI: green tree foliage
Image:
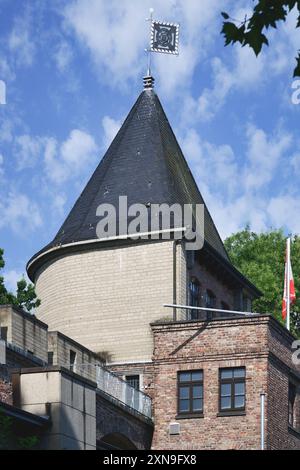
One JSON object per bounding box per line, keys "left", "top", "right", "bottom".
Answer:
{"left": 221, "top": 1, "right": 300, "bottom": 77}
{"left": 0, "top": 408, "right": 39, "bottom": 450}
{"left": 224, "top": 227, "right": 300, "bottom": 336}
{"left": 0, "top": 248, "right": 40, "bottom": 312}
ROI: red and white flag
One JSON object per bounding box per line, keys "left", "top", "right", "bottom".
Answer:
{"left": 282, "top": 238, "right": 296, "bottom": 325}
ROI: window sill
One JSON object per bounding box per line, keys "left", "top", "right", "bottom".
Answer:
{"left": 175, "top": 413, "right": 204, "bottom": 420}
{"left": 288, "top": 425, "right": 300, "bottom": 439}
{"left": 217, "top": 410, "right": 246, "bottom": 417}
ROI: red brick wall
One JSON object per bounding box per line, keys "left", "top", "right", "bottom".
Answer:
{"left": 0, "top": 365, "right": 12, "bottom": 405}
{"left": 151, "top": 315, "right": 300, "bottom": 450}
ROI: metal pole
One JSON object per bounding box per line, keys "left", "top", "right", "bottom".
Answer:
{"left": 260, "top": 393, "right": 265, "bottom": 450}
{"left": 146, "top": 8, "right": 154, "bottom": 76}
{"left": 164, "top": 303, "right": 258, "bottom": 317}
{"left": 287, "top": 237, "right": 291, "bottom": 331}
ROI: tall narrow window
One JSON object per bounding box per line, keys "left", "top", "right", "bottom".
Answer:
{"left": 0, "top": 327, "right": 8, "bottom": 342}
{"left": 70, "top": 350, "right": 77, "bottom": 372}
{"left": 219, "top": 367, "right": 246, "bottom": 413}
{"left": 189, "top": 278, "right": 201, "bottom": 320}
{"left": 289, "top": 383, "right": 297, "bottom": 428}
{"left": 206, "top": 290, "right": 216, "bottom": 309}
{"left": 125, "top": 375, "right": 140, "bottom": 390}
{"left": 48, "top": 352, "right": 54, "bottom": 365}
{"left": 178, "top": 370, "right": 203, "bottom": 416}
{"left": 125, "top": 375, "right": 140, "bottom": 412}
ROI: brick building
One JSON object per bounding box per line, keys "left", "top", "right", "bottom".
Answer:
{"left": 1, "top": 77, "right": 299, "bottom": 449}
{"left": 151, "top": 315, "right": 300, "bottom": 450}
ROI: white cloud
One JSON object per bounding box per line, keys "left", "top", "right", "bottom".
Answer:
{"left": 44, "top": 129, "right": 98, "bottom": 185}
{"left": 0, "top": 192, "right": 43, "bottom": 234}
{"left": 0, "top": 153, "right": 4, "bottom": 179}
{"left": 244, "top": 125, "right": 292, "bottom": 190}
{"left": 197, "top": 47, "right": 265, "bottom": 121}
{"left": 102, "top": 116, "right": 121, "bottom": 149}
{"left": 54, "top": 40, "right": 74, "bottom": 73}
{"left": 180, "top": 122, "right": 297, "bottom": 239}
{"left": 268, "top": 194, "right": 300, "bottom": 233}
{"left": 0, "top": 119, "right": 14, "bottom": 143}
{"left": 291, "top": 152, "right": 300, "bottom": 174}
{"left": 64, "top": 0, "right": 230, "bottom": 94}
{"left": 8, "top": 15, "right": 36, "bottom": 67}
{"left": 14, "top": 134, "right": 43, "bottom": 170}
{"left": 184, "top": 2, "right": 300, "bottom": 122}
{"left": 182, "top": 128, "right": 239, "bottom": 200}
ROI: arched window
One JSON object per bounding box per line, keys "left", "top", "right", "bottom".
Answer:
{"left": 189, "top": 278, "right": 201, "bottom": 320}
{"left": 206, "top": 290, "right": 216, "bottom": 310}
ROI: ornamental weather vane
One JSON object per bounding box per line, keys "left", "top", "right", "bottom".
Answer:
{"left": 145, "top": 8, "right": 179, "bottom": 81}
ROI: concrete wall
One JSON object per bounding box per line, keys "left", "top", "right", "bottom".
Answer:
{"left": 35, "top": 241, "right": 175, "bottom": 363}
{"left": 0, "top": 339, "right": 5, "bottom": 365}
{"left": 15, "top": 368, "right": 96, "bottom": 450}
{"left": 0, "top": 306, "right": 48, "bottom": 363}
{"left": 48, "top": 331, "right": 102, "bottom": 382}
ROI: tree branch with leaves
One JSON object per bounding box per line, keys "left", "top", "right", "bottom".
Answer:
{"left": 221, "top": 1, "right": 300, "bottom": 77}
{"left": 224, "top": 227, "right": 300, "bottom": 337}
{"left": 0, "top": 249, "right": 40, "bottom": 312}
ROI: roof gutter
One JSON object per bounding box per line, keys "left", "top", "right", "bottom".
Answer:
{"left": 27, "top": 227, "right": 187, "bottom": 281}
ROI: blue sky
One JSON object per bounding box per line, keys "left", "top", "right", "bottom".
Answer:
{"left": 0, "top": 0, "right": 299, "bottom": 291}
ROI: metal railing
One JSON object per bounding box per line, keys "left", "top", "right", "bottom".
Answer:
{"left": 164, "top": 303, "right": 259, "bottom": 322}
{"left": 96, "top": 366, "right": 152, "bottom": 419}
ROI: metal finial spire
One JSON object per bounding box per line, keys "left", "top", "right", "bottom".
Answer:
{"left": 145, "top": 8, "right": 154, "bottom": 77}
{"left": 144, "top": 9, "right": 180, "bottom": 89}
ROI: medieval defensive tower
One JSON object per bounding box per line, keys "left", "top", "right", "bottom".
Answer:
{"left": 26, "top": 78, "right": 259, "bottom": 365}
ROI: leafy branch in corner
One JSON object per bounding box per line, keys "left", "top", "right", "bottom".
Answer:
{"left": 221, "top": 1, "right": 300, "bottom": 77}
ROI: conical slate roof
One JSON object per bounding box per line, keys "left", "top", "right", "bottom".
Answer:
{"left": 28, "top": 86, "right": 234, "bottom": 279}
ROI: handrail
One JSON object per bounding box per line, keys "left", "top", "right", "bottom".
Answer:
{"left": 164, "top": 303, "right": 259, "bottom": 319}
{"left": 96, "top": 366, "right": 152, "bottom": 419}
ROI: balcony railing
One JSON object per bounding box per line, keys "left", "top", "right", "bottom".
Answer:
{"left": 96, "top": 366, "right": 152, "bottom": 420}
{"left": 164, "top": 303, "right": 259, "bottom": 322}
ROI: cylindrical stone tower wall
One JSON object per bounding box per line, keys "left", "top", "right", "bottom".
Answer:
{"left": 34, "top": 241, "right": 180, "bottom": 363}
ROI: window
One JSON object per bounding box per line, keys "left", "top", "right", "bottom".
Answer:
{"left": 206, "top": 290, "right": 216, "bottom": 309}
{"left": 219, "top": 368, "right": 246, "bottom": 413}
{"left": 243, "top": 296, "right": 252, "bottom": 312}
{"left": 0, "top": 327, "right": 8, "bottom": 342}
{"left": 289, "top": 383, "right": 297, "bottom": 428}
{"left": 178, "top": 370, "right": 203, "bottom": 416}
{"left": 125, "top": 375, "right": 140, "bottom": 390}
{"left": 48, "top": 352, "right": 54, "bottom": 365}
{"left": 189, "top": 278, "right": 201, "bottom": 320}
{"left": 70, "top": 350, "right": 77, "bottom": 372}
{"left": 125, "top": 375, "right": 140, "bottom": 411}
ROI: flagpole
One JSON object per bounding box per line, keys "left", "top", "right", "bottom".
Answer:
{"left": 287, "top": 237, "right": 291, "bottom": 331}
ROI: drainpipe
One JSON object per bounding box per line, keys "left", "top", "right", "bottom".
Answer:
{"left": 260, "top": 393, "right": 266, "bottom": 450}
{"left": 173, "top": 241, "right": 177, "bottom": 322}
